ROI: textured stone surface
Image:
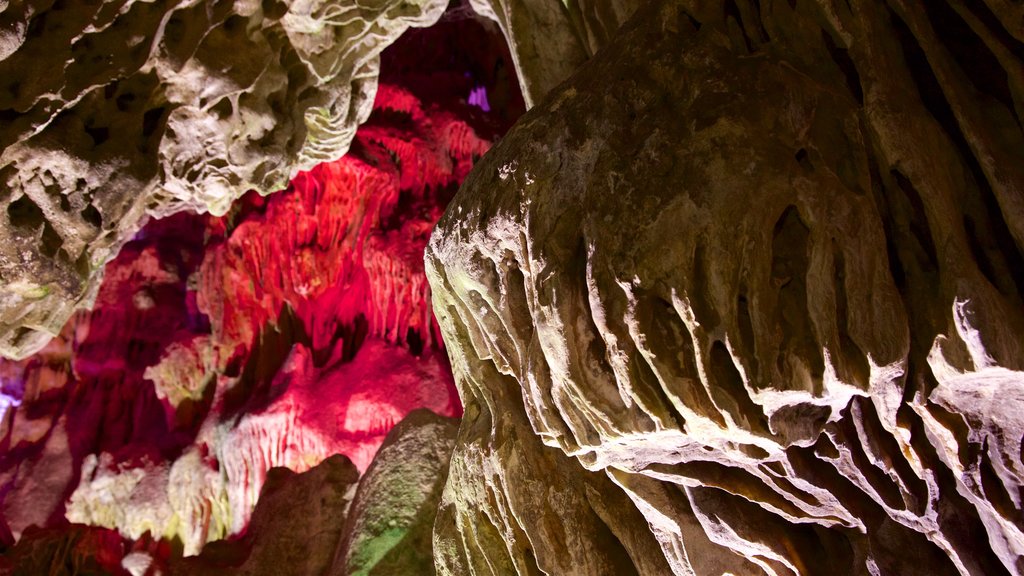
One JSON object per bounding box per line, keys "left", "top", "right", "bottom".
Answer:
{"left": 0, "top": 76, "right": 497, "bottom": 554}
{"left": 427, "top": 0, "right": 1024, "bottom": 573}
{"left": 468, "top": 0, "right": 639, "bottom": 107}
{"left": 336, "top": 408, "right": 458, "bottom": 576}
{"left": 171, "top": 453, "right": 361, "bottom": 575}
{"left": 0, "top": 9, "right": 522, "bottom": 565}
{"left": 0, "top": 0, "right": 447, "bottom": 360}
{"left": 171, "top": 408, "right": 457, "bottom": 575}
{"left": 0, "top": 408, "right": 459, "bottom": 574}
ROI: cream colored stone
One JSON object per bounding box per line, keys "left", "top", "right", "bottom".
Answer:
{"left": 0, "top": 0, "right": 447, "bottom": 359}
{"left": 427, "top": 0, "right": 1024, "bottom": 573}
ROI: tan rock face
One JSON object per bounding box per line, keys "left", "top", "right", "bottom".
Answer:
{"left": 468, "top": 0, "right": 640, "bottom": 107}
{"left": 427, "top": 0, "right": 1024, "bottom": 573}
{"left": 0, "top": 0, "right": 446, "bottom": 360}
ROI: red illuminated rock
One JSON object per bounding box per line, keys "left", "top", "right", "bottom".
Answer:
{"left": 0, "top": 13, "right": 516, "bottom": 554}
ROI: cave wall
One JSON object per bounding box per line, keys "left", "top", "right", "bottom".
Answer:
{"left": 0, "top": 9, "right": 524, "bottom": 566}
{"left": 427, "top": 0, "right": 1024, "bottom": 573}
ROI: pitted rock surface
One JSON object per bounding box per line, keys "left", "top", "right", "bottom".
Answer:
{"left": 0, "top": 0, "right": 446, "bottom": 360}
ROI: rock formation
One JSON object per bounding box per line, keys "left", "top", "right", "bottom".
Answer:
{"left": 0, "top": 7, "right": 522, "bottom": 557}
{"left": 2, "top": 0, "right": 1023, "bottom": 572}
{"left": 335, "top": 409, "right": 459, "bottom": 576}
{"left": 0, "top": 408, "right": 459, "bottom": 575}
{"left": 170, "top": 409, "right": 458, "bottom": 575}
{"left": 427, "top": 0, "right": 1024, "bottom": 574}
{"left": 0, "top": 0, "right": 448, "bottom": 360}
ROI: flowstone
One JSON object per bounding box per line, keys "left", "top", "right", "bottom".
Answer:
{"left": 427, "top": 0, "right": 1024, "bottom": 573}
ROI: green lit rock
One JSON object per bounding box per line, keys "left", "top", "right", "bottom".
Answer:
{"left": 337, "top": 409, "right": 459, "bottom": 576}
{"left": 171, "top": 409, "right": 457, "bottom": 575}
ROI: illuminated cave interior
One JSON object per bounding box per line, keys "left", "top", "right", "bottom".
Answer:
{"left": 0, "top": 6, "right": 524, "bottom": 573}
{"left": 2, "top": 0, "right": 1024, "bottom": 575}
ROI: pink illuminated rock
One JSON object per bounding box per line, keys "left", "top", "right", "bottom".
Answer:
{"left": 54, "top": 80, "right": 485, "bottom": 553}
{"left": 0, "top": 5, "right": 521, "bottom": 569}
{"left": 0, "top": 65, "right": 502, "bottom": 565}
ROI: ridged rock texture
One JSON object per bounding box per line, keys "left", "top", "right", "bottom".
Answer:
{"left": 0, "top": 10, "right": 523, "bottom": 568}
{"left": 170, "top": 409, "right": 458, "bottom": 576}
{"left": 0, "top": 0, "right": 448, "bottom": 361}
{"left": 0, "top": 409, "right": 459, "bottom": 575}
{"left": 427, "top": 0, "right": 1024, "bottom": 574}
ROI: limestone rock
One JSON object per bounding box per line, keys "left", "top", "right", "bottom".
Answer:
{"left": 427, "top": 0, "right": 1024, "bottom": 573}
{"left": 170, "top": 453, "right": 361, "bottom": 575}
{"left": 1, "top": 65, "right": 504, "bottom": 554}
{"left": 336, "top": 408, "right": 458, "bottom": 576}
{"left": 171, "top": 408, "right": 458, "bottom": 575}
{"left": 0, "top": 0, "right": 447, "bottom": 360}
{"left": 468, "top": 0, "right": 640, "bottom": 107}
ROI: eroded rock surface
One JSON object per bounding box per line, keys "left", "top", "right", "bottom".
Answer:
{"left": 336, "top": 409, "right": 458, "bottom": 576}
{"left": 0, "top": 74, "right": 499, "bottom": 554}
{"left": 172, "top": 409, "right": 458, "bottom": 576}
{"left": 0, "top": 0, "right": 447, "bottom": 360}
{"left": 427, "top": 0, "right": 1024, "bottom": 573}
{"left": 171, "top": 453, "right": 361, "bottom": 575}
{"left": 468, "top": 0, "right": 640, "bottom": 107}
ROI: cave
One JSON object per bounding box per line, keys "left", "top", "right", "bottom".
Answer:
{"left": 0, "top": 0, "right": 1022, "bottom": 574}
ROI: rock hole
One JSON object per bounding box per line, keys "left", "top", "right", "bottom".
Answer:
{"left": 221, "top": 14, "right": 246, "bottom": 34}
{"left": 262, "top": 0, "right": 288, "bottom": 20}
{"left": 736, "top": 289, "right": 759, "bottom": 385}
{"left": 82, "top": 204, "right": 102, "bottom": 228}
{"left": 815, "top": 434, "right": 840, "bottom": 459}
{"left": 405, "top": 327, "right": 424, "bottom": 357}
{"left": 859, "top": 396, "right": 929, "bottom": 513}
{"left": 641, "top": 293, "right": 725, "bottom": 427}
{"left": 116, "top": 91, "right": 137, "bottom": 112}
{"left": 210, "top": 96, "right": 233, "bottom": 119}
{"left": 926, "top": 400, "right": 973, "bottom": 472}
{"left": 40, "top": 221, "right": 63, "bottom": 258}
{"left": 889, "top": 170, "right": 939, "bottom": 271}
{"left": 820, "top": 29, "right": 863, "bottom": 105}
{"left": 84, "top": 124, "right": 109, "bottom": 146}
{"left": 832, "top": 246, "right": 870, "bottom": 388}
{"left": 838, "top": 405, "right": 905, "bottom": 511}
{"left": 724, "top": 0, "right": 754, "bottom": 52}
{"left": 795, "top": 147, "right": 813, "bottom": 171}
{"left": 164, "top": 14, "right": 186, "bottom": 46}
{"left": 679, "top": 7, "right": 702, "bottom": 31}
{"left": 709, "top": 340, "right": 767, "bottom": 432}
{"left": 738, "top": 443, "right": 769, "bottom": 459}
{"left": 979, "top": 442, "right": 1022, "bottom": 526}
{"left": 747, "top": 0, "right": 771, "bottom": 42}
{"left": 142, "top": 107, "right": 167, "bottom": 138}
{"left": 10, "top": 327, "right": 37, "bottom": 348}
{"left": 74, "top": 250, "right": 91, "bottom": 278}
{"left": 7, "top": 194, "right": 44, "bottom": 229}
{"left": 691, "top": 242, "right": 721, "bottom": 330}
